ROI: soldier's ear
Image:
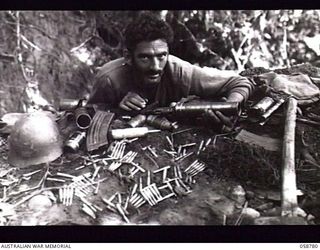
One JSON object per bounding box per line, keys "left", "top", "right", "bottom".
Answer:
{"left": 123, "top": 49, "right": 132, "bottom": 65}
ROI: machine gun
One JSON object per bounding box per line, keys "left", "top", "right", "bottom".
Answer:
{"left": 145, "top": 101, "right": 240, "bottom": 116}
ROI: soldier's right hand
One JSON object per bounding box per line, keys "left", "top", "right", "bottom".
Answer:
{"left": 119, "top": 92, "right": 148, "bottom": 111}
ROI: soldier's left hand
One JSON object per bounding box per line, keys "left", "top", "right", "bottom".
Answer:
{"left": 205, "top": 109, "right": 234, "bottom": 127}
{"left": 204, "top": 96, "right": 240, "bottom": 127}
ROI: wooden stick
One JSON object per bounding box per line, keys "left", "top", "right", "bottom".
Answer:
{"left": 22, "top": 169, "right": 42, "bottom": 177}
{"left": 296, "top": 117, "right": 320, "bottom": 127}
{"left": 281, "top": 97, "right": 298, "bottom": 217}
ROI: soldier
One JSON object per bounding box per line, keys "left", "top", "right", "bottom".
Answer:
{"left": 87, "top": 12, "right": 255, "bottom": 127}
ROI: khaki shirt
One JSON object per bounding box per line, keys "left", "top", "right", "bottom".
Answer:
{"left": 88, "top": 55, "right": 254, "bottom": 108}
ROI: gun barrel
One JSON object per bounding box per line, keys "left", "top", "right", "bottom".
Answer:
{"left": 148, "top": 107, "right": 174, "bottom": 115}
{"left": 175, "top": 102, "right": 239, "bottom": 115}
{"left": 75, "top": 107, "right": 92, "bottom": 130}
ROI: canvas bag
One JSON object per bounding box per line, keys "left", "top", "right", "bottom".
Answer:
{"left": 255, "top": 72, "right": 320, "bottom": 105}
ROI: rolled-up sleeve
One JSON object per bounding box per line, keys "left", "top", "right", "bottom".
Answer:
{"left": 189, "top": 66, "right": 255, "bottom": 101}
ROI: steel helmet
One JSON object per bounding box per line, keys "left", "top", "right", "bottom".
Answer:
{"left": 8, "top": 111, "right": 63, "bottom": 168}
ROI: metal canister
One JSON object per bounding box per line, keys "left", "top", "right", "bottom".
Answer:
{"left": 59, "top": 99, "right": 87, "bottom": 111}
{"left": 260, "top": 97, "right": 285, "bottom": 122}
{"left": 59, "top": 99, "right": 80, "bottom": 111}
{"left": 248, "top": 97, "right": 275, "bottom": 122}
{"left": 64, "top": 131, "right": 86, "bottom": 153}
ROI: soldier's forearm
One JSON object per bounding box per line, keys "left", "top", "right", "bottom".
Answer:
{"left": 226, "top": 92, "right": 245, "bottom": 103}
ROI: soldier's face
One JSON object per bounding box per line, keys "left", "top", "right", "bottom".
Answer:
{"left": 131, "top": 39, "right": 169, "bottom": 86}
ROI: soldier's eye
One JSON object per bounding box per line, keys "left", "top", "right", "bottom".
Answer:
{"left": 158, "top": 53, "right": 167, "bottom": 60}
{"left": 138, "top": 54, "right": 150, "bottom": 59}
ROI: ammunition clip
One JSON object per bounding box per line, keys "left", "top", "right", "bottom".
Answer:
{"left": 86, "top": 110, "right": 114, "bottom": 151}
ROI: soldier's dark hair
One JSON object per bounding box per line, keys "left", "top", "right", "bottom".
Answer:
{"left": 124, "top": 12, "right": 174, "bottom": 52}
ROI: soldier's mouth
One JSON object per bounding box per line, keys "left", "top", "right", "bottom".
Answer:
{"left": 148, "top": 74, "right": 160, "bottom": 79}
{"left": 146, "top": 74, "right": 161, "bottom": 81}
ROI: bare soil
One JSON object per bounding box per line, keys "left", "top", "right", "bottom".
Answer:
{"left": 0, "top": 11, "right": 320, "bottom": 226}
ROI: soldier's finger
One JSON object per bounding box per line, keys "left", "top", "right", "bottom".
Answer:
{"left": 215, "top": 111, "right": 233, "bottom": 127}
{"left": 126, "top": 101, "right": 142, "bottom": 111}
{"left": 206, "top": 109, "right": 220, "bottom": 123}
{"left": 133, "top": 94, "right": 147, "bottom": 104}
{"left": 127, "top": 92, "right": 146, "bottom": 103}
{"left": 130, "top": 97, "right": 146, "bottom": 108}
{"left": 220, "top": 97, "right": 227, "bottom": 102}
{"left": 119, "top": 102, "right": 132, "bottom": 111}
